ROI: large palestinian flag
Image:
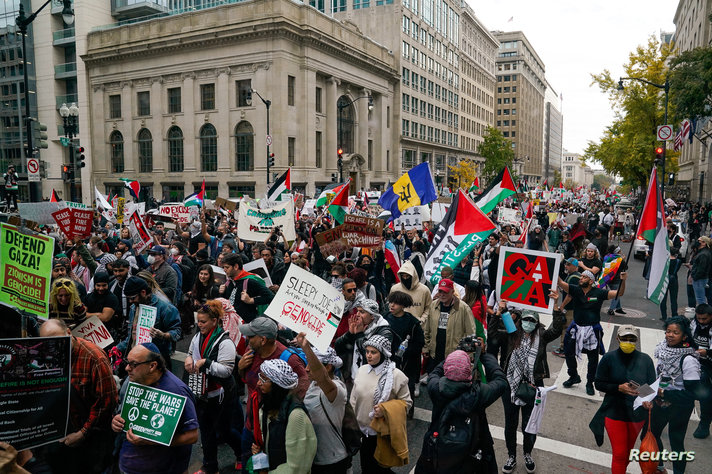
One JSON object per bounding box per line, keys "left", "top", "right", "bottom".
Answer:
{"left": 474, "top": 167, "right": 517, "bottom": 214}
{"left": 328, "top": 179, "right": 350, "bottom": 224}
{"left": 637, "top": 167, "right": 669, "bottom": 304}
{"left": 423, "top": 189, "right": 497, "bottom": 285}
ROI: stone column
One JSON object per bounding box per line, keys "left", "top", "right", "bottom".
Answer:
{"left": 326, "top": 77, "right": 339, "bottom": 174}
{"left": 182, "top": 73, "right": 196, "bottom": 197}
{"left": 121, "top": 81, "right": 134, "bottom": 172}
{"left": 216, "top": 67, "right": 231, "bottom": 173}
{"left": 151, "top": 78, "right": 163, "bottom": 172}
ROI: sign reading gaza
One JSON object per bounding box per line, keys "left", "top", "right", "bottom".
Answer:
{"left": 495, "top": 247, "right": 560, "bottom": 314}
{"left": 264, "top": 265, "right": 345, "bottom": 352}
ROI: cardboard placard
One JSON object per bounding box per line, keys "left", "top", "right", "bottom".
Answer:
{"left": 116, "top": 198, "right": 126, "bottom": 225}
{"left": 495, "top": 247, "right": 560, "bottom": 314}
{"left": 214, "top": 197, "right": 237, "bottom": 211}
{"left": 120, "top": 382, "right": 187, "bottom": 446}
{"left": 0, "top": 336, "right": 71, "bottom": 450}
{"left": 158, "top": 204, "right": 190, "bottom": 224}
{"left": 71, "top": 316, "right": 114, "bottom": 349}
{"left": 263, "top": 265, "right": 345, "bottom": 352}
{"left": 341, "top": 214, "right": 383, "bottom": 248}
{"left": 129, "top": 211, "right": 152, "bottom": 254}
{"left": 136, "top": 305, "right": 157, "bottom": 345}
{"left": 237, "top": 200, "right": 296, "bottom": 242}
{"left": 242, "top": 259, "right": 273, "bottom": 288}
{"left": 0, "top": 224, "right": 54, "bottom": 317}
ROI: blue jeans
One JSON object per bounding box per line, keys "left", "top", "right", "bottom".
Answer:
{"left": 692, "top": 278, "right": 709, "bottom": 304}
{"left": 608, "top": 282, "right": 622, "bottom": 311}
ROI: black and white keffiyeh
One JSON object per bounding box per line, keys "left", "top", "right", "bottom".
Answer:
{"left": 654, "top": 339, "right": 695, "bottom": 383}
{"left": 506, "top": 332, "right": 539, "bottom": 406}
{"left": 365, "top": 334, "right": 394, "bottom": 418}
{"left": 261, "top": 359, "right": 298, "bottom": 390}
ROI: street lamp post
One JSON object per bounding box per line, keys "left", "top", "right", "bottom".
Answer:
{"left": 16, "top": 0, "right": 74, "bottom": 202}
{"left": 337, "top": 95, "right": 373, "bottom": 182}
{"left": 59, "top": 102, "right": 79, "bottom": 202}
{"left": 617, "top": 76, "right": 670, "bottom": 198}
{"left": 248, "top": 89, "right": 271, "bottom": 184}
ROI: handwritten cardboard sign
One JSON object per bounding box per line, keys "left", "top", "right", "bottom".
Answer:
{"left": 71, "top": 316, "right": 114, "bottom": 349}
{"left": 136, "top": 305, "right": 157, "bottom": 345}
{"left": 263, "top": 265, "right": 345, "bottom": 352}
{"left": 495, "top": 247, "right": 560, "bottom": 314}
{"left": 120, "top": 382, "right": 187, "bottom": 446}
{"left": 158, "top": 204, "right": 190, "bottom": 224}
{"left": 214, "top": 197, "right": 237, "bottom": 211}
{"left": 342, "top": 215, "right": 383, "bottom": 248}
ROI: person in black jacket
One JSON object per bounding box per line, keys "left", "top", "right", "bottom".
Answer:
{"left": 689, "top": 236, "right": 712, "bottom": 304}
{"left": 219, "top": 253, "right": 274, "bottom": 323}
{"left": 590, "top": 325, "right": 656, "bottom": 474}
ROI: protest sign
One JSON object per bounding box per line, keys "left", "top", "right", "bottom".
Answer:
{"left": 136, "top": 305, "right": 157, "bottom": 345}
{"left": 496, "top": 247, "right": 560, "bottom": 314}
{"left": 120, "top": 382, "right": 187, "bottom": 446}
{"left": 0, "top": 224, "right": 54, "bottom": 317}
{"left": 498, "top": 207, "right": 523, "bottom": 227}
{"left": 51, "top": 208, "right": 74, "bottom": 238}
{"left": 431, "top": 202, "right": 449, "bottom": 224}
{"left": 64, "top": 201, "right": 88, "bottom": 210}
{"left": 188, "top": 206, "right": 200, "bottom": 221}
{"left": 125, "top": 202, "right": 145, "bottom": 221}
{"left": 341, "top": 214, "right": 383, "bottom": 248}
{"left": 116, "top": 198, "right": 126, "bottom": 224}
{"left": 214, "top": 197, "right": 237, "bottom": 212}
{"left": 211, "top": 265, "right": 227, "bottom": 286}
{"left": 263, "top": 265, "right": 345, "bottom": 352}
{"left": 565, "top": 213, "right": 579, "bottom": 226}
{"left": 394, "top": 206, "right": 424, "bottom": 230}
{"left": 301, "top": 199, "right": 317, "bottom": 217}
{"left": 71, "top": 209, "right": 94, "bottom": 239}
{"left": 17, "top": 202, "right": 67, "bottom": 225}
{"left": 0, "top": 336, "right": 71, "bottom": 450}
{"left": 71, "top": 316, "right": 114, "bottom": 349}
{"left": 129, "top": 211, "right": 152, "bottom": 254}
{"left": 243, "top": 259, "right": 274, "bottom": 288}
{"left": 159, "top": 204, "right": 190, "bottom": 224}
{"left": 547, "top": 212, "right": 559, "bottom": 225}
{"left": 314, "top": 226, "right": 349, "bottom": 256}
{"left": 237, "top": 199, "right": 296, "bottom": 242}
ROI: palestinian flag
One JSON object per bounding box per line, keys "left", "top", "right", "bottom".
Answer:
{"left": 266, "top": 168, "right": 291, "bottom": 202}
{"left": 328, "top": 179, "right": 350, "bottom": 224}
{"left": 542, "top": 178, "right": 548, "bottom": 189}
{"left": 474, "top": 167, "right": 517, "bottom": 215}
{"left": 184, "top": 179, "right": 205, "bottom": 208}
{"left": 637, "top": 167, "right": 669, "bottom": 304}
{"left": 50, "top": 189, "right": 61, "bottom": 202}
{"left": 316, "top": 182, "right": 348, "bottom": 207}
{"left": 424, "top": 189, "right": 497, "bottom": 285}
{"left": 119, "top": 178, "right": 141, "bottom": 200}
{"left": 468, "top": 177, "right": 480, "bottom": 193}
{"left": 559, "top": 181, "right": 565, "bottom": 189}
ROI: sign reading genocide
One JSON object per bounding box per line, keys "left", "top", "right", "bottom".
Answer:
{"left": 120, "top": 381, "right": 187, "bottom": 446}
{"left": 264, "top": 265, "right": 345, "bottom": 352}
{"left": 0, "top": 336, "right": 71, "bottom": 450}
{"left": 71, "top": 316, "right": 114, "bottom": 349}
{"left": 136, "top": 305, "right": 157, "bottom": 345}
{"left": 495, "top": 247, "right": 561, "bottom": 314}
{"left": 0, "top": 223, "right": 54, "bottom": 317}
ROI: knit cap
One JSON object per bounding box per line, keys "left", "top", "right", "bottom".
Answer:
{"left": 444, "top": 350, "right": 472, "bottom": 382}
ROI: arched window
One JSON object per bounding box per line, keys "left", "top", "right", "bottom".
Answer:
{"left": 200, "top": 123, "right": 217, "bottom": 172}
{"left": 110, "top": 131, "right": 124, "bottom": 173}
{"left": 337, "top": 95, "right": 355, "bottom": 154}
{"left": 167, "top": 126, "right": 184, "bottom": 172}
{"left": 137, "top": 128, "right": 153, "bottom": 173}
{"left": 234, "top": 121, "right": 254, "bottom": 171}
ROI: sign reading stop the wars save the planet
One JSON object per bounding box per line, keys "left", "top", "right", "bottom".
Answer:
{"left": 495, "top": 247, "right": 561, "bottom": 314}
{"left": 120, "top": 382, "right": 187, "bottom": 446}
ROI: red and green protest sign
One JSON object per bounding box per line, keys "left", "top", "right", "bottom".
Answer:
{"left": 495, "top": 247, "right": 560, "bottom": 314}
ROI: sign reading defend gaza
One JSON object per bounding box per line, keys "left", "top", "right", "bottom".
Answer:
{"left": 495, "top": 247, "right": 560, "bottom": 314}
{"left": 0, "top": 223, "right": 54, "bottom": 317}
{"left": 264, "top": 265, "right": 345, "bottom": 352}
{"left": 120, "top": 381, "right": 187, "bottom": 446}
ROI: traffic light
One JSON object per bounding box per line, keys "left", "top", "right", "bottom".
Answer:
{"left": 331, "top": 173, "right": 338, "bottom": 182}
{"left": 31, "top": 119, "right": 48, "bottom": 150}
{"left": 668, "top": 173, "right": 675, "bottom": 186}
{"left": 337, "top": 147, "right": 343, "bottom": 160}
{"left": 655, "top": 146, "right": 664, "bottom": 166}
{"left": 75, "top": 146, "right": 86, "bottom": 169}
{"left": 62, "top": 164, "right": 73, "bottom": 181}
{"left": 268, "top": 152, "right": 275, "bottom": 167}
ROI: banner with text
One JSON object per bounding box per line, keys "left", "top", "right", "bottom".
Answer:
{"left": 341, "top": 215, "right": 383, "bottom": 248}
{"left": 263, "top": 265, "right": 345, "bottom": 352}
{"left": 158, "top": 204, "right": 191, "bottom": 224}
{"left": 237, "top": 200, "right": 296, "bottom": 242}
{"left": 120, "top": 381, "right": 187, "bottom": 446}
{"left": 495, "top": 247, "right": 560, "bottom": 314}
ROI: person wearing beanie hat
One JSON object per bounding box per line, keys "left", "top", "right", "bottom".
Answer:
{"left": 558, "top": 265, "right": 628, "bottom": 395}
{"left": 252, "top": 359, "right": 317, "bottom": 473}
{"left": 443, "top": 350, "right": 472, "bottom": 382}
{"left": 497, "top": 304, "right": 565, "bottom": 474}
{"left": 84, "top": 271, "right": 123, "bottom": 341}
{"left": 350, "top": 333, "right": 411, "bottom": 472}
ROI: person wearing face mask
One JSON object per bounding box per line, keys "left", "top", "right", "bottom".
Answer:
{"left": 84, "top": 271, "right": 122, "bottom": 343}
{"left": 558, "top": 269, "right": 628, "bottom": 395}
{"left": 147, "top": 245, "right": 179, "bottom": 303}
{"left": 590, "top": 325, "right": 655, "bottom": 474}
{"left": 389, "top": 260, "right": 433, "bottom": 324}
{"left": 498, "top": 306, "right": 565, "bottom": 474}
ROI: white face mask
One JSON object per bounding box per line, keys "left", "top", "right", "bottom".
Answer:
{"left": 170, "top": 248, "right": 179, "bottom": 256}
{"left": 147, "top": 255, "right": 156, "bottom": 265}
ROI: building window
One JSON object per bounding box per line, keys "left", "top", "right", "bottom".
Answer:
{"left": 163, "top": 185, "right": 184, "bottom": 202}
{"left": 109, "top": 95, "right": 121, "bottom": 119}
{"left": 200, "top": 83, "right": 215, "bottom": 110}
{"left": 167, "top": 87, "right": 181, "bottom": 113}
{"left": 137, "top": 128, "right": 153, "bottom": 173}
{"left": 288, "top": 137, "right": 296, "bottom": 166}
{"left": 402, "top": 149, "right": 416, "bottom": 169}
{"left": 167, "top": 126, "right": 184, "bottom": 172}
{"left": 316, "top": 87, "right": 322, "bottom": 113}
{"left": 316, "top": 131, "right": 322, "bottom": 168}
{"left": 287, "top": 75, "right": 295, "bottom": 106}
{"left": 196, "top": 184, "right": 218, "bottom": 200}
{"left": 235, "top": 121, "right": 254, "bottom": 171}
{"left": 200, "top": 123, "right": 218, "bottom": 171}
{"left": 337, "top": 95, "right": 355, "bottom": 153}
{"left": 236, "top": 79, "right": 252, "bottom": 107}
{"left": 229, "top": 184, "right": 255, "bottom": 198}
{"left": 137, "top": 91, "right": 150, "bottom": 116}
{"left": 110, "top": 130, "right": 124, "bottom": 173}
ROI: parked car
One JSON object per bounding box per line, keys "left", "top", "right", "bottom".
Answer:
{"left": 633, "top": 236, "right": 649, "bottom": 260}
{"left": 632, "top": 221, "right": 688, "bottom": 260}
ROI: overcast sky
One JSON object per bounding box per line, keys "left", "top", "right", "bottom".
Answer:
{"left": 468, "top": 0, "right": 678, "bottom": 156}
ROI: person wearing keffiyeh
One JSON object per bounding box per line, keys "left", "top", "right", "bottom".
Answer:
{"left": 350, "top": 334, "right": 411, "bottom": 473}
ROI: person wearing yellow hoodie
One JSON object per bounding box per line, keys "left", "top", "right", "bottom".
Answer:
{"left": 389, "top": 261, "right": 433, "bottom": 325}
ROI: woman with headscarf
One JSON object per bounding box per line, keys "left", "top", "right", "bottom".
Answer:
{"left": 185, "top": 300, "right": 239, "bottom": 474}
{"left": 295, "top": 332, "right": 351, "bottom": 473}
{"left": 250, "top": 359, "right": 317, "bottom": 473}
{"left": 350, "top": 334, "right": 412, "bottom": 473}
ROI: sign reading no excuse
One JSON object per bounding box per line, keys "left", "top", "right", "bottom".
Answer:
{"left": 495, "top": 247, "right": 560, "bottom": 314}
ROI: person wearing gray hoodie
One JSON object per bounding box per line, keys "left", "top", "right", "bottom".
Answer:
{"left": 389, "top": 260, "right": 433, "bottom": 324}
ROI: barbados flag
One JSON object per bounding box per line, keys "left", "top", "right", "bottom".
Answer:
{"left": 378, "top": 162, "right": 437, "bottom": 220}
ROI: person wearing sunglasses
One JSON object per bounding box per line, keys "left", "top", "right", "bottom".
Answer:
{"left": 48, "top": 277, "right": 87, "bottom": 328}
{"left": 333, "top": 277, "right": 365, "bottom": 340}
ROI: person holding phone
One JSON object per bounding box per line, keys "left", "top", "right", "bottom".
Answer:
{"left": 590, "top": 325, "right": 655, "bottom": 474}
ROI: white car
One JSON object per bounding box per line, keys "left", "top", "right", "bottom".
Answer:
{"left": 632, "top": 221, "right": 688, "bottom": 260}
{"left": 633, "top": 236, "right": 649, "bottom": 260}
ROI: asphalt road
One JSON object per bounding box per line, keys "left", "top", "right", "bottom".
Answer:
{"left": 176, "top": 240, "right": 710, "bottom": 473}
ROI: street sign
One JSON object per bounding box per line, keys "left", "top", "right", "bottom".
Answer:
{"left": 60, "top": 137, "right": 70, "bottom": 147}
{"left": 27, "top": 158, "right": 40, "bottom": 182}
{"left": 266, "top": 134, "right": 272, "bottom": 146}
{"left": 657, "top": 125, "right": 673, "bottom": 142}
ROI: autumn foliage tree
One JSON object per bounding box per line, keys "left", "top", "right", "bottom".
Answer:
{"left": 448, "top": 159, "right": 478, "bottom": 190}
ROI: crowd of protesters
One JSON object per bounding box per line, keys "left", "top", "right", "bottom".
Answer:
{"left": 2, "top": 192, "right": 712, "bottom": 474}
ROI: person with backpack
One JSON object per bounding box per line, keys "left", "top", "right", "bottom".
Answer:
{"left": 416, "top": 344, "right": 508, "bottom": 474}
{"left": 295, "top": 333, "right": 353, "bottom": 473}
